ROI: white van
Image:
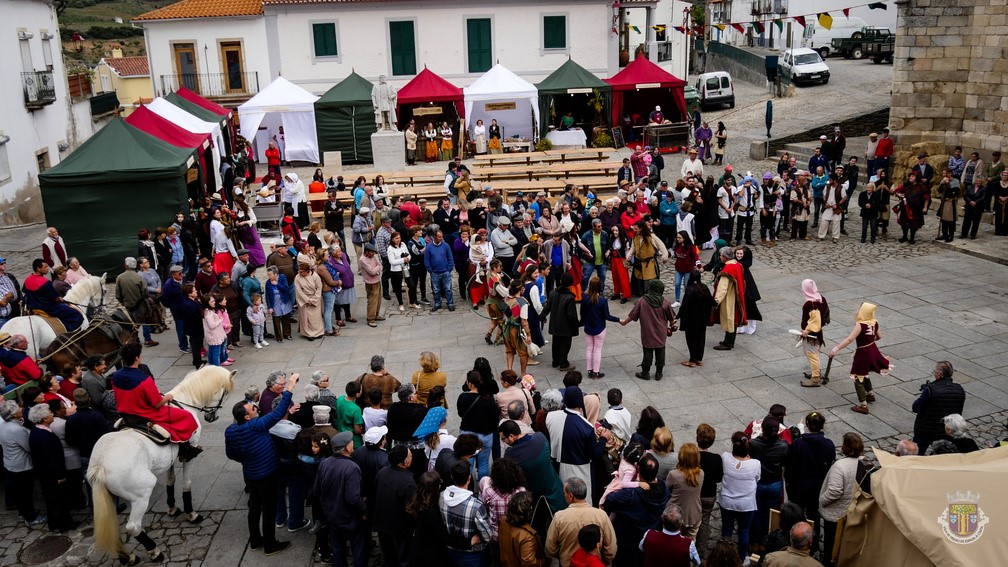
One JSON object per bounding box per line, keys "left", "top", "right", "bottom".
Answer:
{"left": 801, "top": 16, "right": 868, "bottom": 59}
{"left": 695, "top": 71, "right": 735, "bottom": 110}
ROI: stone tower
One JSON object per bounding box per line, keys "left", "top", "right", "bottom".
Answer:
{"left": 889, "top": 0, "right": 1006, "bottom": 154}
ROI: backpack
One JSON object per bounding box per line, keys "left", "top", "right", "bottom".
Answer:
{"left": 447, "top": 172, "right": 459, "bottom": 195}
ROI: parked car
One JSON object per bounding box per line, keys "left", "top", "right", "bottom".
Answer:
{"left": 695, "top": 71, "right": 735, "bottom": 110}
{"left": 801, "top": 15, "right": 869, "bottom": 59}
{"left": 780, "top": 48, "right": 831, "bottom": 86}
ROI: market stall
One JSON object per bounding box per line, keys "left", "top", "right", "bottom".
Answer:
{"left": 166, "top": 88, "right": 234, "bottom": 155}
{"left": 314, "top": 72, "right": 377, "bottom": 164}
{"left": 464, "top": 64, "right": 539, "bottom": 146}
{"left": 147, "top": 97, "right": 225, "bottom": 187}
{"left": 39, "top": 118, "right": 201, "bottom": 276}
{"left": 238, "top": 76, "right": 320, "bottom": 164}
{"left": 535, "top": 58, "right": 611, "bottom": 145}
{"left": 605, "top": 56, "right": 689, "bottom": 151}
{"left": 396, "top": 67, "right": 464, "bottom": 155}
{"left": 125, "top": 105, "right": 216, "bottom": 196}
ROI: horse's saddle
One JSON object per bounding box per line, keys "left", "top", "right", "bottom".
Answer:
{"left": 29, "top": 310, "right": 67, "bottom": 335}
{"left": 114, "top": 414, "right": 171, "bottom": 445}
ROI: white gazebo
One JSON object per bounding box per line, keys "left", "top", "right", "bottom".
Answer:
{"left": 464, "top": 64, "right": 540, "bottom": 143}
{"left": 238, "top": 76, "right": 320, "bottom": 164}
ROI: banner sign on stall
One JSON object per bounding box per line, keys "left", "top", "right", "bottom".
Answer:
{"left": 566, "top": 88, "right": 593, "bottom": 94}
{"left": 635, "top": 83, "right": 662, "bottom": 89}
{"left": 485, "top": 102, "right": 517, "bottom": 111}
{"left": 413, "top": 106, "right": 443, "bottom": 116}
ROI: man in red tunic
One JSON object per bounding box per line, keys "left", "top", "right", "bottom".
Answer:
{"left": 112, "top": 342, "right": 202, "bottom": 461}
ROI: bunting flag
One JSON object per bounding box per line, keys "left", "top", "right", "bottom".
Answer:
{"left": 731, "top": 22, "right": 746, "bottom": 33}
{"left": 843, "top": 8, "right": 851, "bottom": 17}
{"left": 673, "top": 26, "right": 687, "bottom": 34}
{"left": 693, "top": 25, "right": 704, "bottom": 34}
{"left": 652, "top": 25, "right": 666, "bottom": 32}
{"left": 714, "top": 23, "right": 726, "bottom": 31}
{"left": 868, "top": 2, "right": 888, "bottom": 9}
{"left": 774, "top": 19, "right": 784, "bottom": 33}
{"left": 794, "top": 15, "right": 806, "bottom": 27}
{"left": 629, "top": 24, "right": 641, "bottom": 33}
{"left": 818, "top": 12, "right": 833, "bottom": 29}
{"left": 753, "top": 21, "right": 765, "bottom": 34}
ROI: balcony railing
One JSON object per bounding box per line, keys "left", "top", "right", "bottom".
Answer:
{"left": 751, "top": 0, "right": 787, "bottom": 15}
{"left": 90, "top": 91, "right": 120, "bottom": 117}
{"left": 22, "top": 71, "right": 56, "bottom": 110}
{"left": 159, "top": 71, "right": 260, "bottom": 99}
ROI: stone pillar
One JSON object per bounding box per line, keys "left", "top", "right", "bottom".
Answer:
{"left": 371, "top": 130, "right": 406, "bottom": 172}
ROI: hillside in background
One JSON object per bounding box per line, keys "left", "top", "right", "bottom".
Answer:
{"left": 57, "top": 0, "right": 173, "bottom": 65}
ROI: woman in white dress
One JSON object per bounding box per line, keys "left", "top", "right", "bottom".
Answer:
{"left": 473, "top": 119, "right": 487, "bottom": 154}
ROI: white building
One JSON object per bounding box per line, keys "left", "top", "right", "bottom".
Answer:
{"left": 709, "top": 0, "right": 898, "bottom": 50}
{"left": 0, "top": 0, "right": 107, "bottom": 226}
{"left": 134, "top": 0, "right": 270, "bottom": 106}
{"left": 261, "top": 0, "right": 625, "bottom": 92}
{"left": 624, "top": 0, "right": 694, "bottom": 79}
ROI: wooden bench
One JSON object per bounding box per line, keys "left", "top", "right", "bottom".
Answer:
{"left": 547, "top": 161, "right": 623, "bottom": 178}
{"left": 544, "top": 147, "right": 614, "bottom": 162}
{"left": 556, "top": 175, "right": 618, "bottom": 196}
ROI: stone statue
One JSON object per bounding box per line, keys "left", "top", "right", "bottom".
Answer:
{"left": 371, "top": 75, "right": 398, "bottom": 130}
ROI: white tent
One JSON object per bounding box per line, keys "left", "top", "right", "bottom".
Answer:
{"left": 238, "top": 77, "right": 320, "bottom": 164}
{"left": 146, "top": 97, "right": 224, "bottom": 186}
{"left": 464, "top": 64, "right": 540, "bottom": 142}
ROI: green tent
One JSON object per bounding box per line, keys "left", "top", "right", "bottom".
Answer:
{"left": 314, "top": 72, "right": 377, "bottom": 164}
{"left": 39, "top": 118, "right": 198, "bottom": 278}
{"left": 535, "top": 59, "right": 611, "bottom": 139}
{"left": 164, "top": 91, "right": 233, "bottom": 154}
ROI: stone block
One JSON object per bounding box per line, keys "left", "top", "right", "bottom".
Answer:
{"left": 991, "top": 13, "right": 1006, "bottom": 26}
{"left": 931, "top": 35, "right": 963, "bottom": 47}
{"left": 905, "top": 118, "right": 934, "bottom": 132}
{"left": 370, "top": 130, "right": 406, "bottom": 172}
{"left": 943, "top": 6, "right": 964, "bottom": 16}
{"left": 932, "top": 57, "right": 957, "bottom": 71}
{"left": 977, "top": 95, "right": 1001, "bottom": 110}
{"left": 933, "top": 118, "right": 964, "bottom": 132}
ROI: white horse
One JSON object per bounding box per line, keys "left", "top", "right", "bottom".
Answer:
{"left": 88, "top": 366, "right": 235, "bottom": 565}
{"left": 0, "top": 273, "right": 107, "bottom": 359}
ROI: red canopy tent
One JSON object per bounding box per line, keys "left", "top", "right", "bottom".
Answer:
{"left": 175, "top": 86, "right": 231, "bottom": 117}
{"left": 396, "top": 67, "right": 465, "bottom": 158}
{"left": 126, "top": 105, "right": 215, "bottom": 195}
{"left": 605, "top": 56, "right": 688, "bottom": 132}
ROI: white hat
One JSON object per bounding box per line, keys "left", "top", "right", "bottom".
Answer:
{"left": 363, "top": 425, "right": 388, "bottom": 444}
{"left": 819, "top": 135, "right": 827, "bottom": 140}
{"left": 655, "top": 105, "right": 661, "bottom": 111}
{"left": 359, "top": 207, "right": 371, "bottom": 214}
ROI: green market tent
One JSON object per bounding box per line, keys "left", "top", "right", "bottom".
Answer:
{"left": 535, "top": 59, "right": 611, "bottom": 138}
{"left": 314, "top": 72, "right": 377, "bottom": 164}
{"left": 165, "top": 91, "right": 233, "bottom": 155}
{"left": 39, "top": 118, "right": 200, "bottom": 277}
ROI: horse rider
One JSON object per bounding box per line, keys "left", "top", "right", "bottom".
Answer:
{"left": 0, "top": 333, "right": 43, "bottom": 391}
{"left": 110, "top": 342, "right": 202, "bottom": 462}
{"left": 116, "top": 257, "right": 157, "bottom": 347}
{"left": 23, "top": 258, "right": 84, "bottom": 332}
{"left": 0, "top": 256, "right": 23, "bottom": 327}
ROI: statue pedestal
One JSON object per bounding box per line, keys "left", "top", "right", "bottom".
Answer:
{"left": 371, "top": 129, "right": 406, "bottom": 172}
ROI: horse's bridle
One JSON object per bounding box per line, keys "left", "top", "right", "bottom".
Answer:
{"left": 171, "top": 390, "right": 228, "bottom": 423}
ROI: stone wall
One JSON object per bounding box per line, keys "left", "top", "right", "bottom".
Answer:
{"left": 889, "top": 0, "right": 1007, "bottom": 158}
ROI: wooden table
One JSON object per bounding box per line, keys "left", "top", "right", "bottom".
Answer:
{"left": 472, "top": 163, "right": 549, "bottom": 182}
{"left": 547, "top": 161, "right": 623, "bottom": 178}
{"left": 501, "top": 139, "right": 533, "bottom": 153}
{"left": 472, "top": 151, "right": 547, "bottom": 167}
{"left": 544, "top": 147, "right": 614, "bottom": 162}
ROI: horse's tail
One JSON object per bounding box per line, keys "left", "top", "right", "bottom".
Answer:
{"left": 87, "top": 464, "right": 126, "bottom": 558}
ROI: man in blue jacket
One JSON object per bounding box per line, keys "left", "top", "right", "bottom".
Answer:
{"left": 159, "top": 266, "right": 188, "bottom": 353}
{"left": 225, "top": 372, "right": 299, "bottom": 555}
{"left": 423, "top": 230, "right": 455, "bottom": 312}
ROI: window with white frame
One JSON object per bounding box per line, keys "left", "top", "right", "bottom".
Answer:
{"left": 543, "top": 15, "right": 567, "bottom": 50}
{"left": 0, "top": 136, "right": 10, "bottom": 184}
{"left": 311, "top": 22, "right": 339, "bottom": 58}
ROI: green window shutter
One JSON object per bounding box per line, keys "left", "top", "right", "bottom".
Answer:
{"left": 466, "top": 18, "right": 491, "bottom": 73}
{"left": 389, "top": 21, "right": 417, "bottom": 76}
{"left": 312, "top": 23, "right": 337, "bottom": 57}
{"left": 543, "top": 16, "right": 566, "bottom": 49}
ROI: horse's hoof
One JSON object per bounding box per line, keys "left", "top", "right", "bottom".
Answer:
{"left": 167, "top": 507, "right": 180, "bottom": 517}
{"left": 149, "top": 548, "right": 165, "bottom": 563}
{"left": 119, "top": 554, "right": 139, "bottom": 566}
{"left": 187, "top": 513, "right": 205, "bottom": 524}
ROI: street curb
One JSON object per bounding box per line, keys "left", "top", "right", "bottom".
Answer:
{"left": 932, "top": 240, "right": 1008, "bottom": 266}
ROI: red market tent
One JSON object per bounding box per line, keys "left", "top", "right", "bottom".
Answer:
{"left": 605, "top": 56, "right": 688, "bottom": 128}
{"left": 396, "top": 67, "right": 465, "bottom": 156}
{"left": 126, "top": 105, "right": 216, "bottom": 196}
{"left": 175, "top": 86, "right": 230, "bottom": 117}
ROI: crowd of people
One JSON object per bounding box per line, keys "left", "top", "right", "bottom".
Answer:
{"left": 212, "top": 352, "right": 987, "bottom": 567}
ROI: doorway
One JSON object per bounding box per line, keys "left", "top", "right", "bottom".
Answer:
{"left": 220, "top": 42, "right": 245, "bottom": 94}
{"left": 173, "top": 43, "right": 199, "bottom": 92}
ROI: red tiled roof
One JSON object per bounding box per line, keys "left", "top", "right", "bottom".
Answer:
{"left": 135, "top": 0, "right": 263, "bottom": 21}
{"left": 262, "top": 0, "right": 414, "bottom": 4}
{"left": 104, "top": 56, "right": 150, "bottom": 78}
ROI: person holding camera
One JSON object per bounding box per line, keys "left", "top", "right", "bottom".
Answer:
{"left": 911, "top": 361, "right": 965, "bottom": 455}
